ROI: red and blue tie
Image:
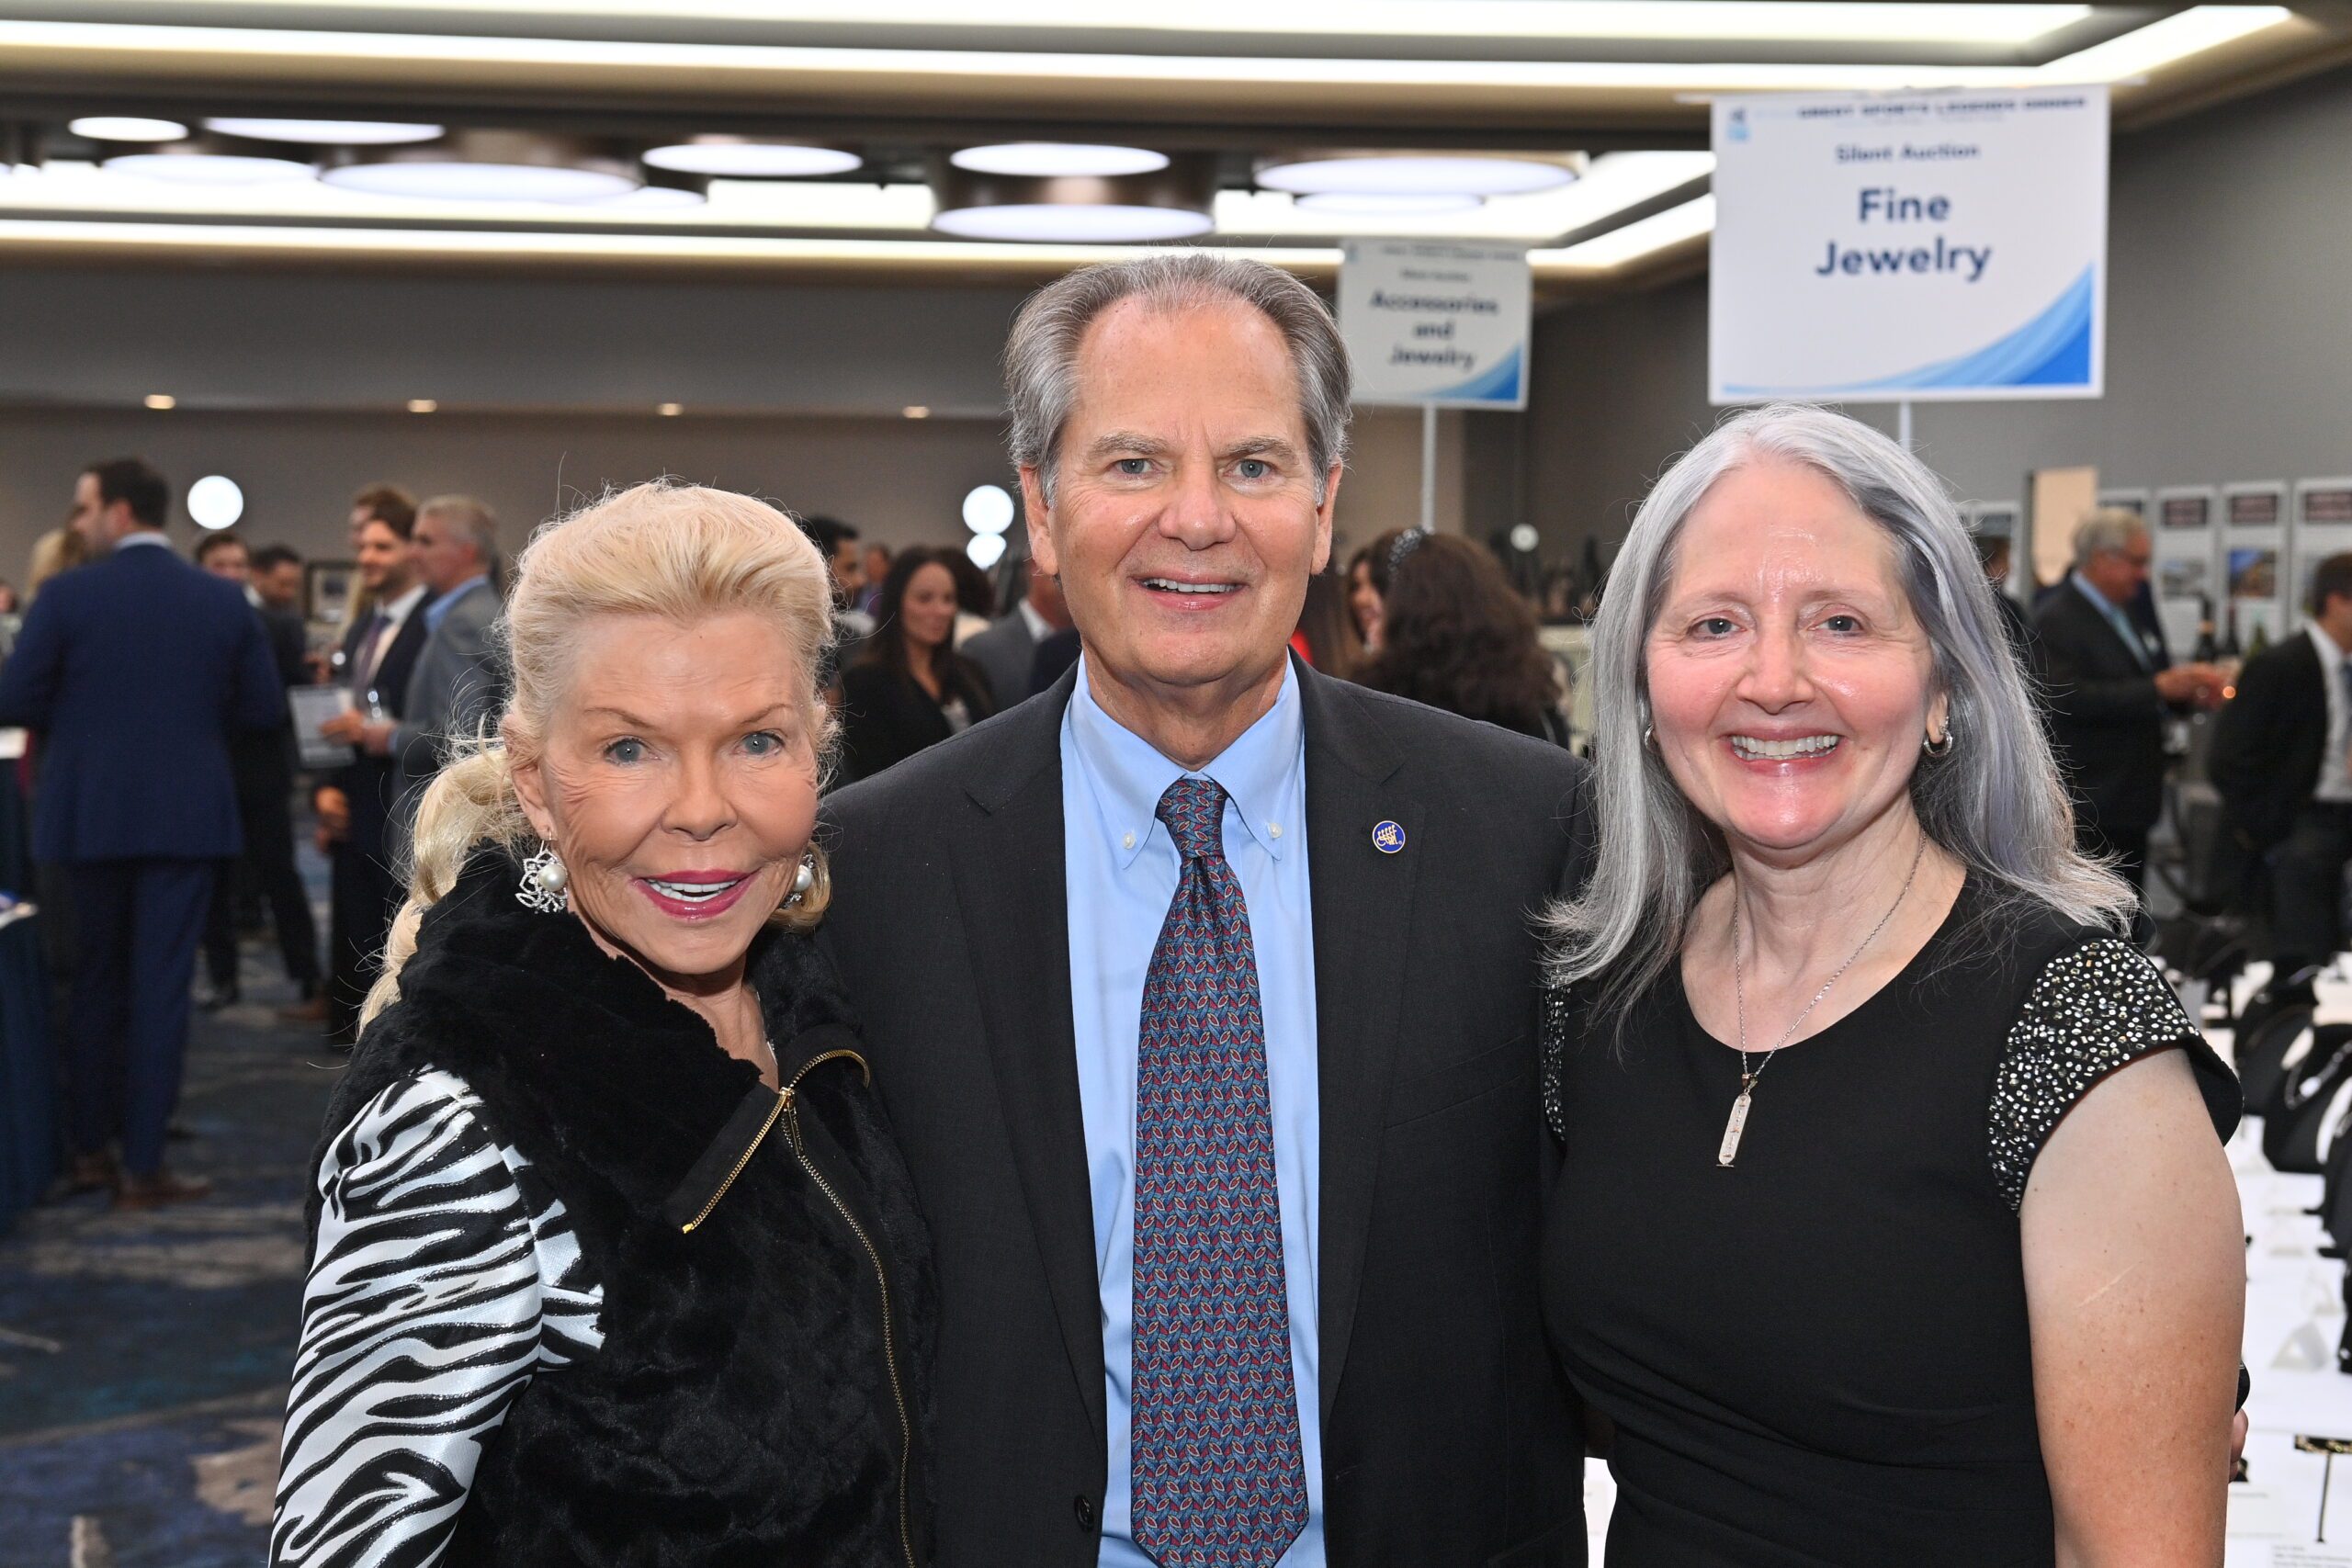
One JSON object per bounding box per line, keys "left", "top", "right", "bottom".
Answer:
{"left": 1130, "top": 776, "right": 1307, "bottom": 1568}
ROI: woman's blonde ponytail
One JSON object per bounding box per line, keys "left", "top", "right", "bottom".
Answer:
{"left": 358, "top": 746, "right": 528, "bottom": 1030}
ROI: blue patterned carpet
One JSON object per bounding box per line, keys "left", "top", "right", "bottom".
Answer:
{"left": 0, "top": 951, "right": 345, "bottom": 1565}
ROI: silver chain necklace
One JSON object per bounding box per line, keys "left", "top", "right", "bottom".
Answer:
{"left": 1718, "top": 831, "right": 1928, "bottom": 1168}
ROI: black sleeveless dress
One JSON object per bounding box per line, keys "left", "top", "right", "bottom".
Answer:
{"left": 1541, "top": 882, "right": 2239, "bottom": 1568}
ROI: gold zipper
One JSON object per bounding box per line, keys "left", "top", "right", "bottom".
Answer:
{"left": 679, "top": 1089, "right": 789, "bottom": 1235}
{"left": 783, "top": 1062, "right": 916, "bottom": 1568}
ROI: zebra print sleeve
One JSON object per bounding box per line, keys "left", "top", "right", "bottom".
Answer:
{"left": 269, "top": 1069, "right": 604, "bottom": 1567}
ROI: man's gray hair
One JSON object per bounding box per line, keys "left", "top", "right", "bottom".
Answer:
{"left": 421, "top": 493, "right": 499, "bottom": 566}
{"left": 1003, "top": 253, "right": 1353, "bottom": 502}
{"left": 2072, "top": 506, "right": 2148, "bottom": 570}
{"left": 1545, "top": 402, "right": 2133, "bottom": 1031}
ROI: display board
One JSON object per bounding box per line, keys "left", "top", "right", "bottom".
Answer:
{"left": 2292, "top": 477, "right": 2352, "bottom": 618}
{"left": 2029, "top": 466, "right": 2098, "bottom": 592}
{"left": 2223, "top": 480, "right": 2290, "bottom": 647}
{"left": 2154, "top": 486, "right": 2219, "bottom": 657}
{"left": 1709, "top": 85, "right": 2108, "bottom": 403}
{"left": 2098, "top": 487, "right": 2150, "bottom": 521}
{"left": 1339, "top": 240, "right": 1532, "bottom": 409}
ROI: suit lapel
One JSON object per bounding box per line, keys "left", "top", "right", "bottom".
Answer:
{"left": 944, "top": 669, "right": 1106, "bottom": 1436}
{"left": 1297, "top": 664, "right": 1420, "bottom": 1427}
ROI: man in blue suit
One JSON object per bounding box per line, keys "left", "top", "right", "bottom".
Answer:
{"left": 0, "top": 459, "right": 282, "bottom": 1207}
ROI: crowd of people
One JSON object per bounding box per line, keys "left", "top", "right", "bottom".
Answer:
{"left": 0, "top": 250, "right": 2290, "bottom": 1565}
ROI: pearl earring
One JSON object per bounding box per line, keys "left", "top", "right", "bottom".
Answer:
{"left": 517, "top": 844, "right": 570, "bottom": 914}
{"left": 785, "top": 853, "right": 816, "bottom": 908}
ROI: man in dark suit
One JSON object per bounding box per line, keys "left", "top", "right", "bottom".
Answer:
{"left": 192, "top": 532, "right": 322, "bottom": 1010}
{"left": 0, "top": 458, "right": 281, "bottom": 1205}
{"left": 822, "top": 255, "right": 1589, "bottom": 1568}
{"left": 334, "top": 495, "right": 504, "bottom": 838}
{"left": 963, "top": 562, "right": 1074, "bottom": 710}
{"left": 313, "top": 508, "right": 431, "bottom": 1043}
{"left": 2211, "top": 552, "right": 2352, "bottom": 1007}
{"left": 2032, "top": 508, "right": 2226, "bottom": 891}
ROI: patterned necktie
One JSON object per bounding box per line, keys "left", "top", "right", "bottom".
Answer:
{"left": 1130, "top": 776, "right": 1307, "bottom": 1568}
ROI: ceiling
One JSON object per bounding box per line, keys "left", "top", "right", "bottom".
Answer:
{"left": 0, "top": 2, "right": 2346, "bottom": 293}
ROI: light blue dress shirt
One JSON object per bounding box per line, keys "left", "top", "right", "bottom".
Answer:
{"left": 423, "top": 573, "right": 491, "bottom": 634}
{"left": 1061, "top": 655, "right": 1324, "bottom": 1568}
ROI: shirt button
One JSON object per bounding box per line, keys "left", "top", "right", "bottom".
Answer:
{"left": 1122, "top": 832, "right": 1136, "bottom": 851}
{"left": 1268, "top": 822, "right": 1283, "bottom": 840}
{"left": 1074, "top": 1495, "right": 1097, "bottom": 1532}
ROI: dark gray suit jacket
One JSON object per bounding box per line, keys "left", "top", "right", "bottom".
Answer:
{"left": 390, "top": 578, "right": 504, "bottom": 824}
{"left": 820, "top": 658, "right": 1591, "bottom": 1568}
{"left": 961, "top": 608, "right": 1040, "bottom": 711}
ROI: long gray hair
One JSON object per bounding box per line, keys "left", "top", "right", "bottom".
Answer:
{"left": 1545, "top": 402, "right": 2132, "bottom": 1024}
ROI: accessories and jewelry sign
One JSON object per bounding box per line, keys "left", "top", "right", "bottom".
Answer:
{"left": 1339, "top": 239, "right": 1531, "bottom": 409}
{"left": 1709, "top": 85, "right": 2108, "bottom": 404}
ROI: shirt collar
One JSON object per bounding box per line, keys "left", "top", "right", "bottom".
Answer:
{"left": 379, "top": 582, "right": 429, "bottom": 626}
{"left": 2311, "top": 622, "right": 2349, "bottom": 669}
{"left": 1017, "top": 597, "right": 1054, "bottom": 644}
{"left": 1068, "top": 655, "right": 1305, "bottom": 871}
{"left": 424, "top": 574, "right": 489, "bottom": 631}
{"left": 114, "top": 531, "right": 172, "bottom": 551}
{"left": 2068, "top": 570, "right": 2124, "bottom": 620}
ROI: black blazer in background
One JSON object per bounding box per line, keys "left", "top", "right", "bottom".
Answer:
{"left": 232, "top": 603, "right": 310, "bottom": 802}
{"left": 819, "top": 659, "right": 1592, "bottom": 1568}
{"left": 332, "top": 601, "right": 432, "bottom": 861}
{"left": 837, "top": 655, "right": 995, "bottom": 783}
{"left": 2031, "top": 580, "right": 2176, "bottom": 837}
{"left": 2211, "top": 629, "right": 2329, "bottom": 853}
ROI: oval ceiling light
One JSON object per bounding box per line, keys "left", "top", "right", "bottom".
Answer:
{"left": 1257, "top": 153, "right": 1578, "bottom": 197}
{"left": 932, "top": 156, "right": 1216, "bottom": 245}
{"left": 1295, "top": 191, "right": 1484, "bottom": 217}
{"left": 322, "top": 130, "right": 639, "bottom": 204}
{"left": 643, "top": 137, "right": 862, "bottom": 178}
{"left": 966, "top": 533, "right": 1009, "bottom": 571}
{"left": 601, "top": 166, "right": 710, "bottom": 211}
{"left": 204, "top": 118, "right": 444, "bottom": 146}
{"left": 962, "top": 484, "right": 1015, "bottom": 536}
{"left": 70, "top": 116, "right": 187, "bottom": 143}
{"left": 101, "top": 134, "right": 315, "bottom": 186}
{"left": 951, "top": 143, "right": 1168, "bottom": 178}
{"left": 187, "top": 475, "right": 244, "bottom": 531}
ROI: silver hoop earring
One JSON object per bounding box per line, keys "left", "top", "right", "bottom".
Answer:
{"left": 517, "top": 844, "right": 570, "bottom": 914}
{"left": 1642, "top": 725, "right": 1656, "bottom": 750}
{"left": 1923, "top": 724, "right": 1956, "bottom": 759}
{"left": 785, "top": 852, "right": 816, "bottom": 908}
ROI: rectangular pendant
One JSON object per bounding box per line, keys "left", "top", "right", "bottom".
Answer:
{"left": 1717, "top": 1091, "right": 1752, "bottom": 1168}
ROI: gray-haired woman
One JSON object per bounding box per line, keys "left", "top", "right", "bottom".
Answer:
{"left": 1541, "top": 405, "right": 2244, "bottom": 1566}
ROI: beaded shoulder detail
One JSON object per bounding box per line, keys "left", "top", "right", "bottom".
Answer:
{"left": 1988, "top": 937, "right": 2198, "bottom": 1211}
{"left": 1541, "top": 984, "right": 1575, "bottom": 1145}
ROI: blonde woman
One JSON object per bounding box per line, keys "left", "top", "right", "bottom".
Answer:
{"left": 270, "top": 483, "right": 932, "bottom": 1568}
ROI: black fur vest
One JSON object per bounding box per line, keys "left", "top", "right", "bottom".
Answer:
{"left": 310, "top": 849, "right": 935, "bottom": 1567}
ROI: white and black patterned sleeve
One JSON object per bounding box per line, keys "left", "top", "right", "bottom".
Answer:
{"left": 270, "top": 1069, "right": 603, "bottom": 1567}
{"left": 1988, "top": 937, "right": 2239, "bottom": 1211}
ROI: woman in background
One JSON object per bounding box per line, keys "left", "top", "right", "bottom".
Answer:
{"left": 840, "top": 547, "right": 996, "bottom": 781}
{"left": 1356, "top": 533, "right": 1568, "bottom": 744}
{"left": 1289, "top": 569, "right": 1363, "bottom": 673}
{"left": 1344, "top": 528, "right": 1401, "bottom": 654}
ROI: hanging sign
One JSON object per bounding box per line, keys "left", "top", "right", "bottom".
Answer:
{"left": 1339, "top": 239, "right": 1532, "bottom": 409}
{"left": 1710, "top": 85, "right": 2109, "bottom": 403}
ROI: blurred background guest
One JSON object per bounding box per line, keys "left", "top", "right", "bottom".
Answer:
{"left": 1289, "top": 566, "right": 1364, "bottom": 673}
{"left": 1345, "top": 527, "right": 1402, "bottom": 654}
{"left": 26, "top": 523, "right": 90, "bottom": 604}
{"left": 962, "top": 559, "right": 1072, "bottom": 709}
{"left": 2032, "top": 508, "right": 2227, "bottom": 892}
{"left": 0, "top": 581, "right": 17, "bottom": 615}
{"left": 2209, "top": 550, "right": 2352, "bottom": 1018}
{"left": 335, "top": 483, "right": 414, "bottom": 651}
{"left": 193, "top": 531, "right": 320, "bottom": 1012}
{"left": 945, "top": 546, "right": 998, "bottom": 644}
{"left": 1357, "top": 532, "right": 1570, "bottom": 744}
{"left": 0, "top": 458, "right": 281, "bottom": 1206}
{"left": 363, "top": 495, "right": 504, "bottom": 831}
{"left": 313, "top": 505, "right": 429, "bottom": 1043}
{"left": 248, "top": 543, "right": 306, "bottom": 619}
{"left": 858, "top": 540, "right": 893, "bottom": 617}
{"left": 799, "top": 513, "right": 871, "bottom": 692}
{"left": 839, "top": 545, "right": 995, "bottom": 781}
{"left": 1973, "top": 530, "right": 2040, "bottom": 672}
